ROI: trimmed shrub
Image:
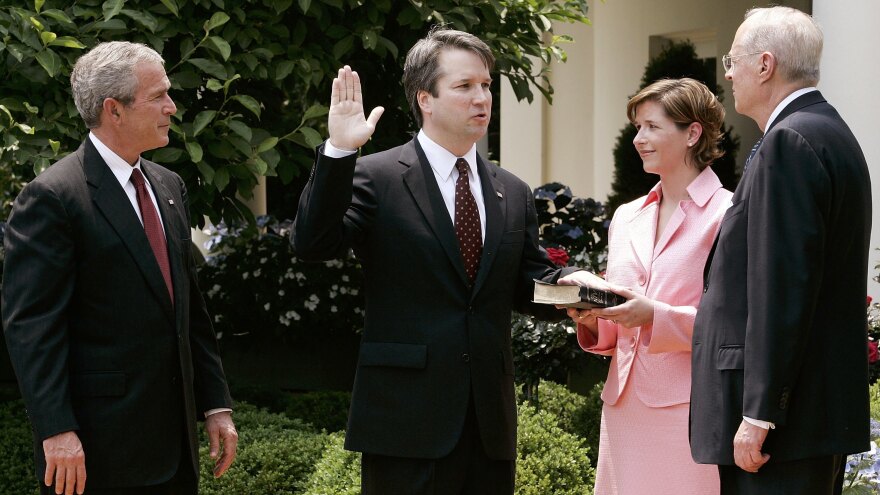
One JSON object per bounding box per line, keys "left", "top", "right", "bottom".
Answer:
{"left": 198, "top": 402, "right": 328, "bottom": 495}
{"left": 0, "top": 399, "right": 39, "bottom": 494}
{"left": 286, "top": 390, "right": 352, "bottom": 433}
{"left": 528, "top": 380, "right": 604, "bottom": 466}
{"left": 516, "top": 403, "right": 594, "bottom": 494}
{"left": 301, "top": 431, "right": 362, "bottom": 495}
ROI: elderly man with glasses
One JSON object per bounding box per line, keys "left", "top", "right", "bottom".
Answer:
{"left": 689, "top": 6, "right": 872, "bottom": 495}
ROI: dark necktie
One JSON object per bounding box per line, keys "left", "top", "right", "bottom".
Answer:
{"left": 743, "top": 136, "right": 763, "bottom": 173}
{"left": 454, "top": 158, "right": 482, "bottom": 283}
{"left": 131, "top": 168, "right": 174, "bottom": 303}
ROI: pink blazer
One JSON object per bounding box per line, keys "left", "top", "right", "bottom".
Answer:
{"left": 579, "top": 167, "right": 732, "bottom": 407}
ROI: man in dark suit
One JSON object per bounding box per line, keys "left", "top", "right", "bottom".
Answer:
{"left": 2, "top": 41, "right": 237, "bottom": 495}
{"left": 292, "top": 28, "right": 576, "bottom": 494}
{"left": 689, "top": 6, "right": 872, "bottom": 494}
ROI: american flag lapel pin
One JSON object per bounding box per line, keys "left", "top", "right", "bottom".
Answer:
{"left": 168, "top": 199, "right": 174, "bottom": 205}
{"left": 496, "top": 191, "right": 503, "bottom": 199}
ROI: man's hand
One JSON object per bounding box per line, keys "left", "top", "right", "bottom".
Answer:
{"left": 205, "top": 411, "right": 238, "bottom": 478}
{"left": 43, "top": 430, "right": 86, "bottom": 495}
{"left": 328, "top": 65, "right": 384, "bottom": 151}
{"left": 557, "top": 270, "right": 612, "bottom": 291}
{"left": 733, "top": 419, "right": 770, "bottom": 472}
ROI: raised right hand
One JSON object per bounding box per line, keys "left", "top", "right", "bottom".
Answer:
{"left": 328, "top": 65, "right": 384, "bottom": 151}
{"left": 43, "top": 430, "right": 86, "bottom": 495}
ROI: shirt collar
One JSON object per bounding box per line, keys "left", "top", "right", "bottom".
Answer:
{"left": 417, "top": 130, "right": 478, "bottom": 182}
{"left": 765, "top": 87, "right": 817, "bottom": 132}
{"left": 638, "top": 167, "right": 722, "bottom": 210}
{"left": 89, "top": 132, "right": 144, "bottom": 186}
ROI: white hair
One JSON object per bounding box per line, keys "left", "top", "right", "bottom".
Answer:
{"left": 70, "top": 41, "right": 165, "bottom": 128}
{"left": 742, "top": 6, "right": 823, "bottom": 86}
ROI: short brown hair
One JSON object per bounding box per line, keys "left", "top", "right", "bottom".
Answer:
{"left": 626, "top": 78, "right": 726, "bottom": 171}
{"left": 403, "top": 26, "right": 494, "bottom": 128}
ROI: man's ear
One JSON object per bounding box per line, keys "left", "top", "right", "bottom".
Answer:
{"left": 758, "top": 52, "right": 776, "bottom": 82}
{"left": 102, "top": 98, "right": 122, "bottom": 123}
{"left": 417, "top": 89, "right": 432, "bottom": 117}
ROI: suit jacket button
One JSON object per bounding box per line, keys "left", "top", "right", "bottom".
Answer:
{"left": 461, "top": 353, "right": 470, "bottom": 363}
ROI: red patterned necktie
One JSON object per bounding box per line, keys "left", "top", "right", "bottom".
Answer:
{"left": 130, "top": 168, "right": 174, "bottom": 303}
{"left": 454, "top": 158, "right": 482, "bottom": 283}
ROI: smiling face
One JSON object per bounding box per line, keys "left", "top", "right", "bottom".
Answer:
{"left": 631, "top": 100, "right": 692, "bottom": 176}
{"left": 418, "top": 48, "right": 492, "bottom": 156}
{"left": 117, "top": 62, "right": 177, "bottom": 158}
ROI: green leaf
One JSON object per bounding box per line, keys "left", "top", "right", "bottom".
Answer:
{"left": 361, "top": 30, "right": 377, "bottom": 51}
{"left": 39, "top": 31, "right": 56, "bottom": 46}
{"left": 301, "top": 103, "right": 328, "bottom": 123}
{"left": 213, "top": 167, "right": 230, "bottom": 191}
{"left": 29, "top": 16, "right": 44, "bottom": 31}
{"left": 226, "top": 120, "right": 252, "bottom": 142}
{"left": 298, "top": 126, "right": 323, "bottom": 148}
{"left": 34, "top": 157, "right": 51, "bottom": 176}
{"left": 332, "top": 36, "right": 354, "bottom": 60}
{"left": 120, "top": 9, "right": 158, "bottom": 32}
{"left": 49, "top": 139, "right": 60, "bottom": 155}
{"left": 151, "top": 147, "right": 184, "bottom": 163}
{"left": 274, "top": 60, "right": 295, "bottom": 80}
{"left": 0, "top": 105, "right": 13, "bottom": 126}
{"left": 102, "top": 0, "right": 124, "bottom": 21}
{"left": 187, "top": 58, "right": 227, "bottom": 80}
{"left": 23, "top": 102, "right": 39, "bottom": 114}
{"left": 204, "top": 12, "right": 230, "bottom": 33}
{"left": 34, "top": 49, "right": 62, "bottom": 77}
{"left": 207, "top": 36, "right": 232, "bottom": 61}
{"left": 49, "top": 36, "right": 87, "bottom": 49}
{"left": 193, "top": 110, "right": 217, "bottom": 136}
{"left": 222, "top": 74, "right": 241, "bottom": 93}
{"left": 272, "top": 0, "right": 293, "bottom": 14}
{"left": 35, "top": 0, "right": 46, "bottom": 13}
{"left": 206, "top": 79, "right": 223, "bottom": 92}
{"left": 91, "top": 19, "right": 127, "bottom": 31}
{"left": 185, "top": 141, "right": 204, "bottom": 162}
{"left": 41, "top": 10, "right": 75, "bottom": 26}
{"left": 255, "top": 136, "right": 278, "bottom": 154}
{"left": 159, "top": 0, "right": 179, "bottom": 17}
{"left": 232, "top": 95, "right": 261, "bottom": 118}
{"left": 297, "top": 0, "right": 311, "bottom": 14}
{"left": 248, "top": 156, "right": 268, "bottom": 175}
{"left": 196, "top": 161, "right": 215, "bottom": 183}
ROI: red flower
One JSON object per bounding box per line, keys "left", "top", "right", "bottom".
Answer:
{"left": 545, "top": 247, "right": 570, "bottom": 267}
{"left": 869, "top": 296, "right": 874, "bottom": 306}
{"left": 869, "top": 341, "right": 879, "bottom": 364}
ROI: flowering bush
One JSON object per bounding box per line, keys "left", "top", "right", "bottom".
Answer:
{"left": 197, "top": 216, "right": 364, "bottom": 345}
{"left": 869, "top": 296, "right": 880, "bottom": 385}
{"left": 513, "top": 183, "right": 611, "bottom": 400}
{"left": 843, "top": 419, "right": 880, "bottom": 493}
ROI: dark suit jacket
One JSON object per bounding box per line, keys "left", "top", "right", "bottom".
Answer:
{"left": 292, "top": 137, "right": 574, "bottom": 460}
{"left": 690, "top": 91, "right": 872, "bottom": 465}
{"left": 2, "top": 138, "right": 232, "bottom": 488}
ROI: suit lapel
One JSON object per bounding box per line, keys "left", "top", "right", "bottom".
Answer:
{"left": 83, "top": 139, "right": 175, "bottom": 323}
{"left": 401, "top": 138, "right": 471, "bottom": 287}
{"left": 652, "top": 205, "right": 686, "bottom": 258}
{"left": 472, "top": 156, "right": 504, "bottom": 296}
{"left": 626, "top": 202, "right": 657, "bottom": 275}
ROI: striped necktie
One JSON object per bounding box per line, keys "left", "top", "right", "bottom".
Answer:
{"left": 743, "top": 136, "right": 763, "bottom": 174}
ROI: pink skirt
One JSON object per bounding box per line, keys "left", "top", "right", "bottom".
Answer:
{"left": 593, "top": 383, "right": 719, "bottom": 495}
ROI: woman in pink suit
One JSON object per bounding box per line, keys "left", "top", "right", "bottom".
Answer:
{"left": 561, "top": 78, "right": 731, "bottom": 494}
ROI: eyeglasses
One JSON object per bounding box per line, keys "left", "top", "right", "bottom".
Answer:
{"left": 722, "top": 51, "right": 763, "bottom": 71}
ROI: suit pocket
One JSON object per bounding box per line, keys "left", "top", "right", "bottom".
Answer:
{"left": 359, "top": 342, "right": 427, "bottom": 369}
{"left": 716, "top": 345, "right": 744, "bottom": 370}
{"left": 70, "top": 372, "right": 126, "bottom": 398}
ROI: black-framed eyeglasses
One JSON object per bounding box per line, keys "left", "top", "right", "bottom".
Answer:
{"left": 722, "top": 52, "right": 763, "bottom": 71}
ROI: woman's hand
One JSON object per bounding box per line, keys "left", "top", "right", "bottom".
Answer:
{"left": 590, "top": 285, "right": 655, "bottom": 329}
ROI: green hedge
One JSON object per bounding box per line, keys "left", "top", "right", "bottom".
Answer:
{"left": 528, "top": 380, "right": 604, "bottom": 467}
{"left": 0, "top": 380, "right": 599, "bottom": 493}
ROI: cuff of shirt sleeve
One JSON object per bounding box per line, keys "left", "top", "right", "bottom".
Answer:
{"left": 323, "top": 140, "right": 358, "bottom": 158}
{"left": 205, "top": 408, "right": 233, "bottom": 419}
{"left": 743, "top": 416, "right": 775, "bottom": 429}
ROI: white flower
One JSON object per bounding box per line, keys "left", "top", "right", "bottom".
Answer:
{"left": 260, "top": 257, "right": 267, "bottom": 264}
{"left": 253, "top": 269, "right": 261, "bottom": 277}
{"left": 342, "top": 275, "right": 350, "bottom": 282}
{"left": 242, "top": 272, "right": 249, "bottom": 280}
{"left": 278, "top": 290, "right": 285, "bottom": 296}
{"left": 264, "top": 302, "right": 271, "bottom": 311}
{"left": 331, "top": 305, "right": 338, "bottom": 313}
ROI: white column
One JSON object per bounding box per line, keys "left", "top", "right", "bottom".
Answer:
{"left": 500, "top": 77, "right": 545, "bottom": 189}
{"left": 813, "top": 0, "right": 880, "bottom": 298}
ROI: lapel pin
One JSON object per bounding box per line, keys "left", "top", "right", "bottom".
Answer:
{"left": 168, "top": 199, "right": 174, "bottom": 205}
{"left": 496, "top": 191, "right": 503, "bottom": 199}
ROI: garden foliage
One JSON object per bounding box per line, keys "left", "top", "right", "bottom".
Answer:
{"left": 0, "top": 0, "right": 591, "bottom": 225}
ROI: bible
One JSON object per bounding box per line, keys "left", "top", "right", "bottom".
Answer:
{"left": 532, "top": 280, "right": 627, "bottom": 309}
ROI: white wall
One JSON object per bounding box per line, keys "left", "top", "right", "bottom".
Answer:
{"left": 814, "top": 0, "right": 880, "bottom": 298}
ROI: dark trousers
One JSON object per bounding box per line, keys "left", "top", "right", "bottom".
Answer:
{"left": 719, "top": 454, "right": 845, "bottom": 495}
{"left": 361, "top": 396, "right": 515, "bottom": 495}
